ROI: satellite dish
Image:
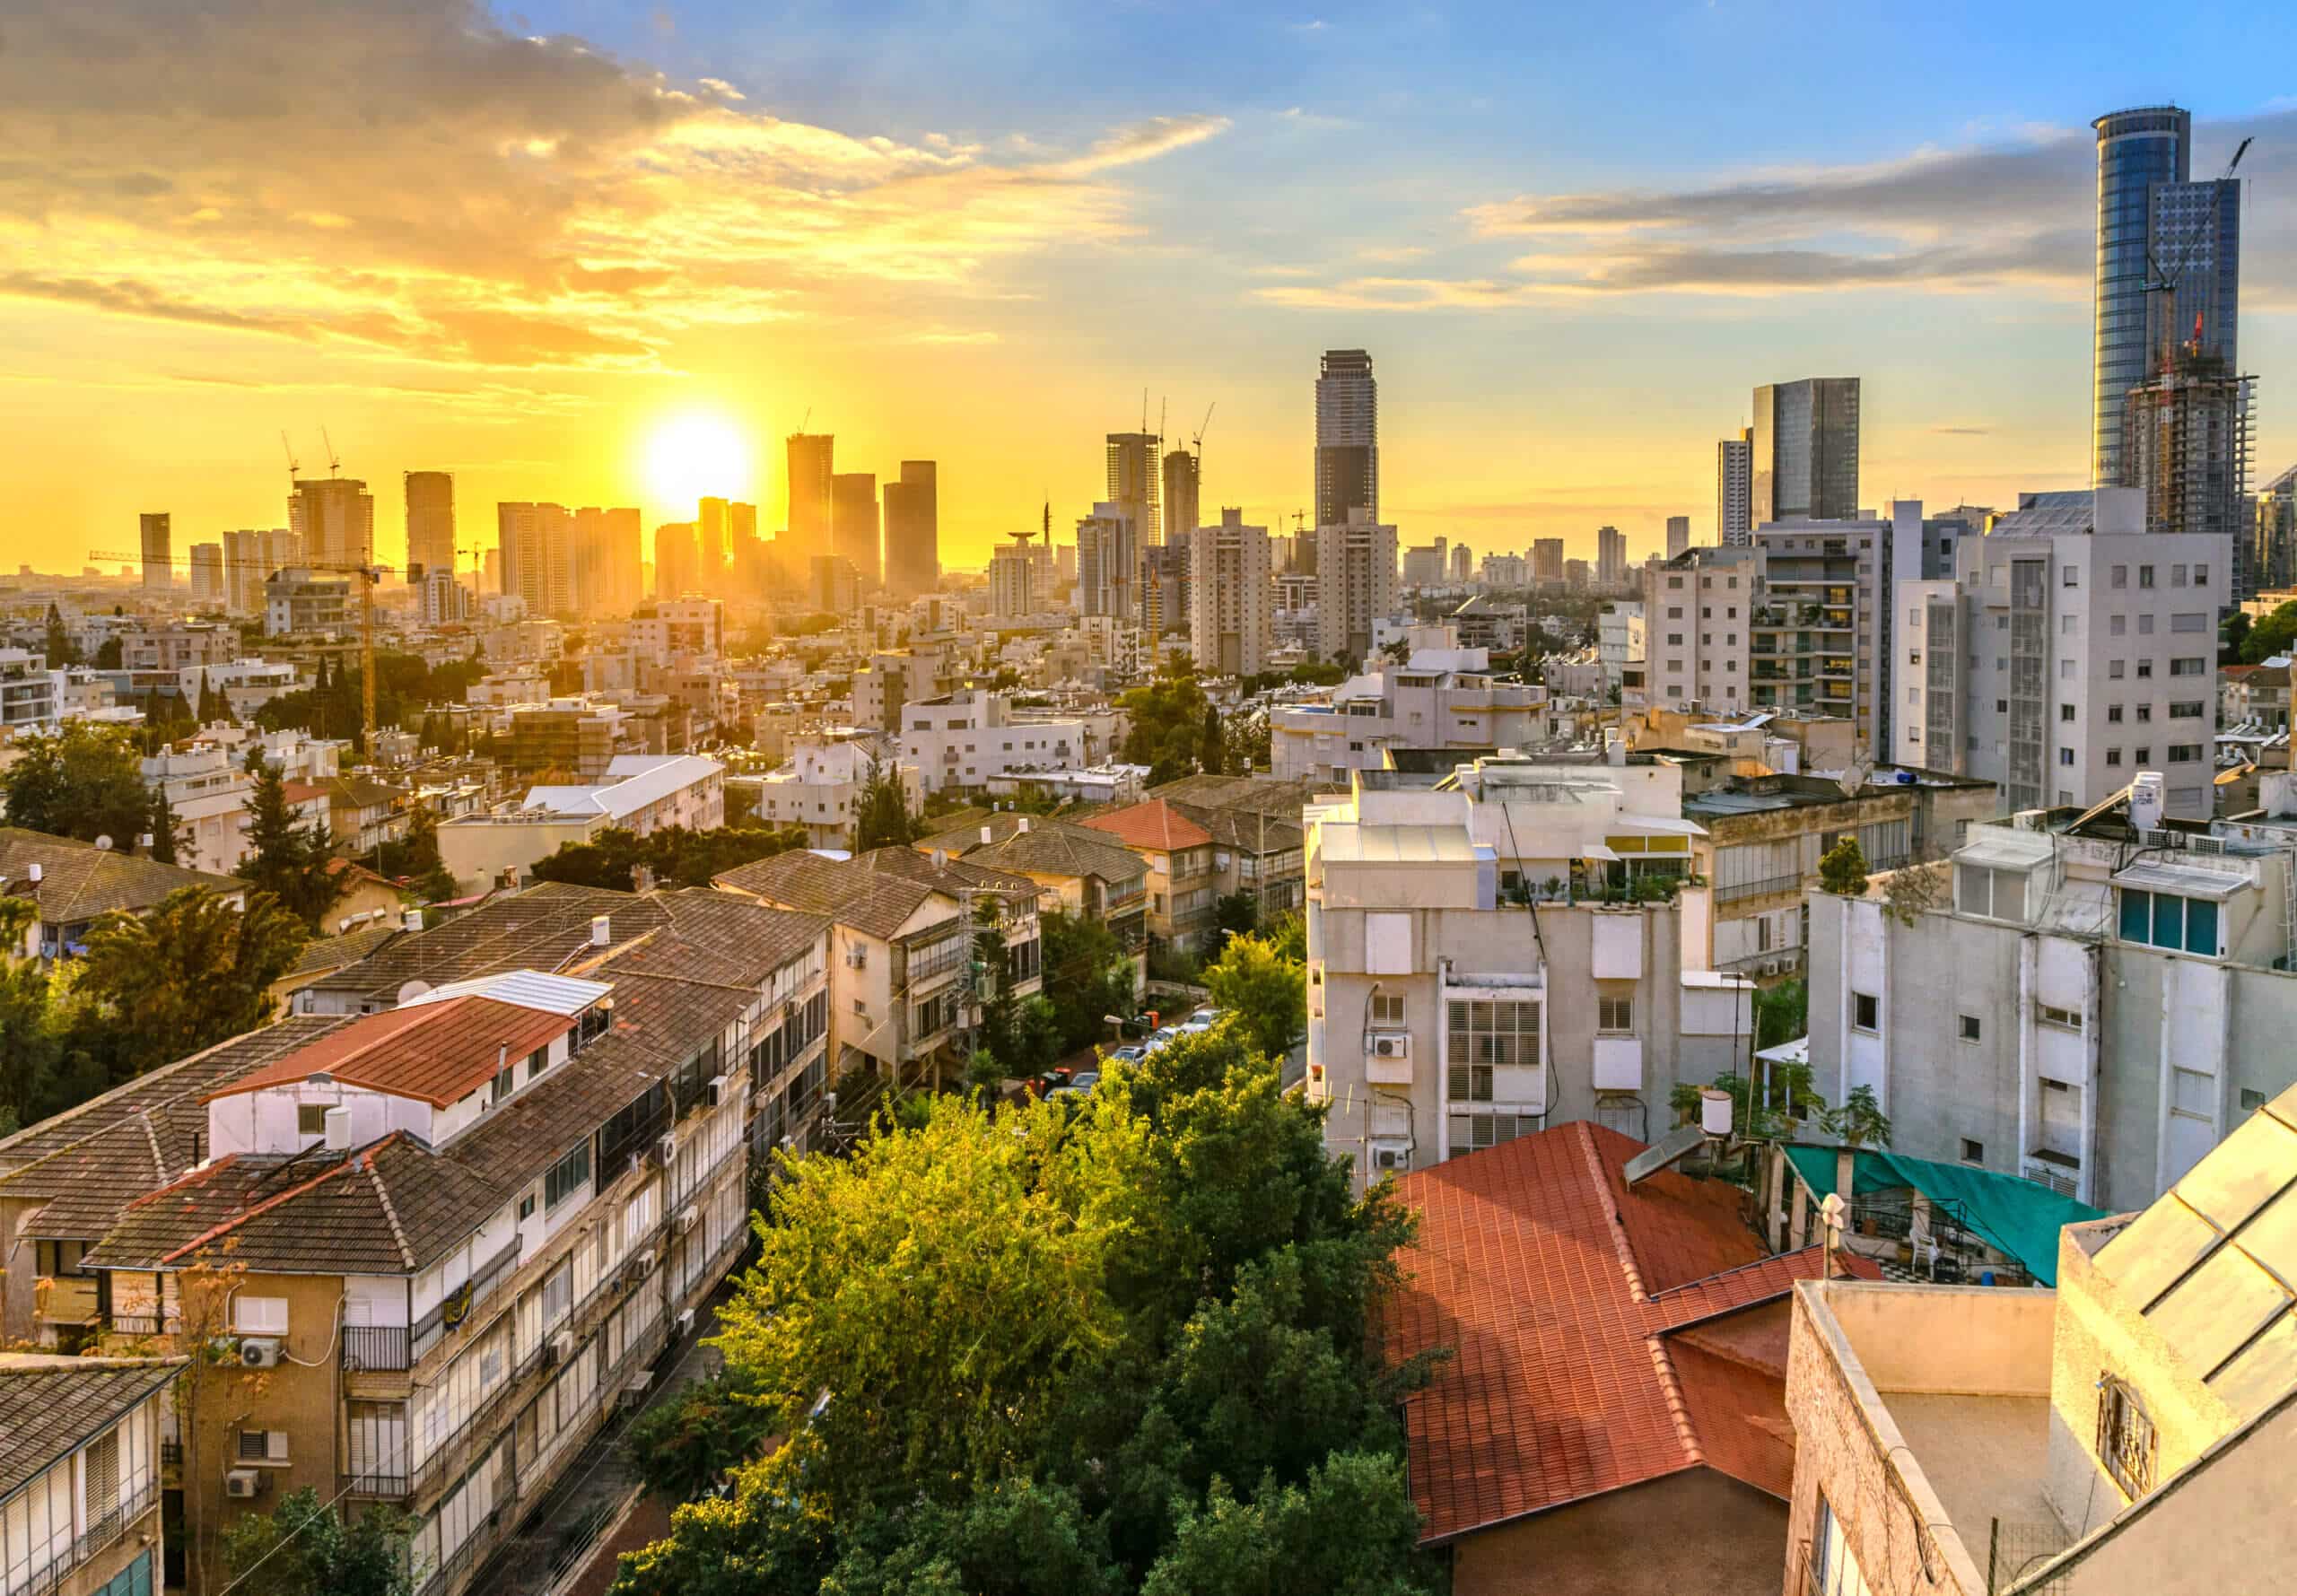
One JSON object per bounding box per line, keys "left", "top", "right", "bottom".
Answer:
{"left": 93, "top": 834, "right": 113, "bottom": 850}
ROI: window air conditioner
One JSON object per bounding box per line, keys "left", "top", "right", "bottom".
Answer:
{"left": 845, "top": 946, "right": 868, "bottom": 969}
{"left": 655, "top": 1132, "right": 678, "bottom": 1167}
{"left": 677, "top": 1205, "right": 699, "bottom": 1234}
{"left": 548, "top": 1330, "right": 573, "bottom": 1366}
{"left": 705, "top": 1074, "right": 730, "bottom": 1108}
{"left": 1370, "top": 1142, "right": 1410, "bottom": 1173}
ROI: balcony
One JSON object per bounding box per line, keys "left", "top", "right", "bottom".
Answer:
{"left": 345, "top": 1325, "right": 412, "bottom": 1373}
{"left": 14, "top": 1479, "right": 159, "bottom": 1596}
{"left": 409, "top": 1237, "right": 522, "bottom": 1368}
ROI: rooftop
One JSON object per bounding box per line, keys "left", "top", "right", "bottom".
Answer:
{"left": 1079, "top": 798, "right": 1213, "bottom": 853}
{"left": 0, "top": 1357, "right": 182, "bottom": 1501}
{"left": 0, "top": 827, "right": 247, "bottom": 927}
{"left": 203, "top": 996, "right": 574, "bottom": 1109}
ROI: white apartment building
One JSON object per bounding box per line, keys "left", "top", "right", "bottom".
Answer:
{"left": 1641, "top": 545, "right": 1760, "bottom": 715}
{"left": 1896, "top": 488, "right": 2228, "bottom": 819}
{"left": 1187, "top": 510, "right": 1273, "bottom": 677}
{"left": 1314, "top": 509, "right": 1399, "bottom": 665}
{"left": 1806, "top": 774, "right": 2297, "bottom": 1212}
{"left": 1481, "top": 553, "right": 1528, "bottom": 588}
{"left": 437, "top": 755, "right": 724, "bottom": 894}
{"left": 0, "top": 650, "right": 61, "bottom": 729}
{"left": 896, "top": 690, "right": 1087, "bottom": 794}
{"left": 738, "top": 736, "right": 921, "bottom": 848}
{"left": 1596, "top": 603, "right": 1646, "bottom": 700}
{"left": 1270, "top": 626, "right": 1564, "bottom": 782}
{"left": 1074, "top": 503, "right": 1136, "bottom": 618}
{"left": 264, "top": 570, "right": 351, "bottom": 637}
{"left": 1750, "top": 503, "right": 1921, "bottom": 753}
{"left": 1304, "top": 756, "right": 1755, "bottom": 1188}
{"left": 986, "top": 536, "right": 1057, "bottom": 620}
{"left": 626, "top": 598, "right": 724, "bottom": 663}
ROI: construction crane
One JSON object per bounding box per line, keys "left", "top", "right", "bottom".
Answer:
{"left": 87, "top": 545, "right": 390, "bottom": 748}
{"left": 1192, "top": 403, "right": 1216, "bottom": 465}
{"left": 2143, "top": 136, "right": 2254, "bottom": 372}
{"left": 278, "top": 432, "right": 300, "bottom": 484}
{"left": 320, "top": 425, "right": 343, "bottom": 478}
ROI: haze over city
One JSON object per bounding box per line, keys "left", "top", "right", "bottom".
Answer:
{"left": 8, "top": 0, "right": 2297, "bottom": 571}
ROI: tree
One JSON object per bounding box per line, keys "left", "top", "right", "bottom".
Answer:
{"left": 0, "top": 898, "right": 63, "bottom": 1131}
{"left": 1118, "top": 675, "right": 1212, "bottom": 785}
{"left": 2223, "top": 610, "right": 2252, "bottom": 666}
{"left": 1753, "top": 977, "right": 1806, "bottom": 1051}
{"left": 220, "top": 1486, "right": 415, "bottom": 1596}
{"left": 852, "top": 760, "right": 918, "bottom": 852}
{"left": 1211, "top": 891, "right": 1259, "bottom": 948}
{"left": 2240, "top": 598, "right": 2297, "bottom": 665}
{"left": 43, "top": 604, "right": 80, "bottom": 668}
{"left": 240, "top": 749, "right": 351, "bottom": 929}
{"left": 1202, "top": 932, "right": 1306, "bottom": 1065}
{"left": 1139, "top": 1452, "right": 1426, "bottom": 1596}
{"left": 397, "top": 800, "right": 458, "bottom": 903}
{"left": 0, "top": 723, "right": 153, "bottom": 845}
{"left": 146, "top": 782, "right": 185, "bottom": 865}
{"left": 67, "top": 887, "right": 308, "bottom": 1081}
{"left": 1817, "top": 836, "right": 1869, "bottom": 897}
{"left": 1197, "top": 705, "right": 1225, "bottom": 776}
{"left": 195, "top": 673, "right": 231, "bottom": 726}
{"left": 92, "top": 635, "right": 123, "bottom": 670}
{"left": 1037, "top": 909, "right": 1137, "bottom": 1055}
{"left": 624, "top": 1369, "right": 779, "bottom": 1506}
{"left": 1830, "top": 1085, "right": 1893, "bottom": 1149}
{"left": 531, "top": 828, "right": 651, "bottom": 892}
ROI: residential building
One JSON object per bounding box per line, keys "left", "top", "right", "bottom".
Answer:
{"left": 1271, "top": 626, "right": 1559, "bottom": 783}
{"left": 1532, "top": 537, "right": 1565, "bottom": 584}
{"left": 1566, "top": 556, "right": 1592, "bottom": 589}
{"left": 1105, "top": 430, "right": 1160, "bottom": 547}
{"left": 850, "top": 648, "right": 955, "bottom": 734}
{"left": 786, "top": 433, "right": 834, "bottom": 565}
{"left": 1148, "top": 772, "right": 1314, "bottom": 918}
{"left": 222, "top": 528, "right": 301, "bottom": 615}
{"left": 1079, "top": 799, "right": 1219, "bottom": 954}
{"left": 289, "top": 476, "right": 375, "bottom": 568}
{"left": 1668, "top": 513, "right": 1692, "bottom": 560}
{"left": 1161, "top": 449, "right": 1198, "bottom": 559}
{"left": 1895, "top": 488, "right": 2227, "bottom": 817}
{"left": 1312, "top": 509, "right": 1398, "bottom": 665}
{"left": 1313, "top": 350, "right": 1378, "bottom": 568}
{"left": 1384, "top": 1124, "right": 1871, "bottom": 1596}
{"left": 697, "top": 496, "right": 729, "bottom": 580}
{"left": 416, "top": 567, "right": 471, "bottom": 626}
{"left": 1751, "top": 378, "right": 1860, "bottom": 525}
{"left": 572, "top": 507, "right": 642, "bottom": 617}
{"left": 1140, "top": 544, "right": 1189, "bottom": 647}
{"left": 1401, "top": 539, "right": 1448, "bottom": 588}
{"left": 1752, "top": 503, "right": 1920, "bottom": 752}
{"left": 496, "top": 502, "right": 574, "bottom": 619}
{"left": 881, "top": 461, "right": 939, "bottom": 597}
{"left": 809, "top": 556, "right": 860, "bottom": 616}
{"left": 1781, "top": 1082, "right": 2297, "bottom": 1596}
{"left": 1718, "top": 427, "right": 1753, "bottom": 545}
{"left": 141, "top": 737, "right": 261, "bottom": 876}
{"left": 626, "top": 598, "right": 723, "bottom": 662}
{"left": 1642, "top": 545, "right": 1761, "bottom": 715}
{"left": 1481, "top": 553, "right": 1527, "bottom": 588}
{"left": 0, "top": 649, "right": 61, "bottom": 730}
{"left": 0, "top": 890, "right": 828, "bottom": 1596}
{"left": 138, "top": 512, "right": 170, "bottom": 594}
{"left": 895, "top": 690, "right": 1087, "bottom": 794}
{"left": 1074, "top": 503, "right": 1137, "bottom": 619}
{"left": 913, "top": 812, "right": 1149, "bottom": 956}
{"left": 651, "top": 521, "right": 698, "bottom": 600}
{"left": 0, "top": 829, "right": 249, "bottom": 961}
{"left": 832, "top": 472, "right": 879, "bottom": 589}
{"left": 317, "top": 772, "right": 411, "bottom": 856}
{"left": 188, "top": 542, "right": 224, "bottom": 608}
{"left": 439, "top": 755, "right": 724, "bottom": 894}
{"left": 715, "top": 847, "right": 1040, "bottom": 1088}
{"left": 1187, "top": 509, "right": 1272, "bottom": 677}
{"left": 1806, "top": 775, "right": 2297, "bottom": 1212}
{"left": 1596, "top": 602, "right": 1646, "bottom": 700}
{"left": 1597, "top": 524, "right": 1628, "bottom": 587}
{"left": 405, "top": 471, "right": 456, "bottom": 584}
{"left": 2220, "top": 662, "right": 2289, "bottom": 736}
{"left": 738, "top": 736, "right": 921, "bottom": 849}
{"left": 0, "top": 1355, "right": 180, "bottom": 1596}
{"left": 987, "top": 535, "right": 1052, "bottom": 620}
{"left": 1304, "top": 755, "right": 1754, "bottom": 1184}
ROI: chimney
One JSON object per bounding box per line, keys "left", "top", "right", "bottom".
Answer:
{"left": 590, "top": 913, "right": 612, "bottom": 947}
{"left": 323, "top": 1106, "right": 354, "bottom": 1151}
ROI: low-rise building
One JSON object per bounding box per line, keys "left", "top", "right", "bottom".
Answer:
{"left": 0, "top": 829, "right": 247, "bottom": 961}
{"left": 0, "top": 650, "right": 62, "bottom": 729}
{"left": 436, "top": 754, "right": 724, "bottom": 894}
{"left": 1078, "top": 799, "right": 1220, "bottom": 955}
{"left": 1270, "top": 626, "right": 1561, "bottom": 784}
{"left": 914, "top": 813, "right": 1149, "bottom": 957}
{"left": 0, "top": 1354, "right": 181, "bottom": 1596}
{"left": 738, "top": 736, "right": 919, "bottom": 849}
{"left": 1147, "top": 772, "right": 1317, "bottom": 919}
{"left": 262, "top": 570, "right": 351, "bottom": 637}
{"left": 896, "top": 691, "right": 1087, "bottom": 795}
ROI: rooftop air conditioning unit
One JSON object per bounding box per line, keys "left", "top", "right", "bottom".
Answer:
{"left": 655, "top": 1132, "right": 678, "bottom": 1167}
{"left": 1370, "top": 1034, "right": 1409, "bottom": 1061}
{"left": 677, "top": 1205, "right": 699, "bottom": 1234}
{"left": 617, "top": 1372, "right": 655, "bottom": 1410}
{"left": 239, "top": 1338, "right": 282, "bottom": 1370}
{"left": 225, "top": 1470, "right": 262, "bottom": 1500}
{"left": 705, "top": 1074, "right": 730, "bottom": 1109}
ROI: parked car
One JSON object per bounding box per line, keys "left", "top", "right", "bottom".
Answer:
{"left": 1186, "top": 1007, "right": 1221, "bottom": 1026}
{"left": 1105, "top": 1043, "right": 1146, "bottom": 1065}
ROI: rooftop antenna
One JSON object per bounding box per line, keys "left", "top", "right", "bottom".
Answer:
{"left": 798, "top": 406, "right": 812, "bottom": 434}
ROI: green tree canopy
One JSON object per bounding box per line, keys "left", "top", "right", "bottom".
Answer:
{"left": 220, "top": 1486, "right": 415, "bottom": 1596}
{"left": 1202, "top": 931, "right": 1306, "bottom": 1065}
{"left": 0, "top": 723, "right": 153, "bottom": 846}
{"left": 1037, "top": 908, "right": 1138, "bottom": 1056}
{"left": 1118, "top": 674, "right": 1213, "bottom": 785}
{"left": 240, "top": 749, "right": 352, "bottom": 929}
{"left": 1818, "top": 836, "right": 1869, "bottom": 897}
{"left": 66, "top": 886, "right": 308, "bottom": 1081}
{"left": 1196, "top": 705, "right": 1224, "bottom": 776}
{"left": 2240, "top": 599, "right": 2297, "bottom": 664}
{"left": 851, "top": 760, "right": 918, "bottom": 852}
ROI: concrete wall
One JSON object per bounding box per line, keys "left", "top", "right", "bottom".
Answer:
{"left": 1450, "top": 1470, "right": 1787, "bottom": 1596}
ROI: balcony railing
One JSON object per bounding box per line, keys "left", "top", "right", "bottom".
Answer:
{"left": 410, "top": 1239, "right": 522, "bottom": 1367}
{"left": 345, "top": 1325, "right": 412, "bottom": 1373}
{"left": 15, "top": 1479, "right": 160, "bottom": 1596}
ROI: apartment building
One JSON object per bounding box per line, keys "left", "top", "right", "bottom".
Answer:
{"left": 1782, "top": 1085, "right": 2297, "bottom": 1595}
{"left": 263, "top": 571, "right": 350, "bottom": 638}
{"left": 1806, "top": 775, "right": 2297, "bottom": 1212}
{"left": 1269, "top": 626, "right": 1561, "bottom": 783}
{"left": 625, "top": 598, "right": 723, "bottom": 663}
{"left": 1079, "top": 800, "right": 1220, "bottom": 955}
{"left": 1313, "top": 509, "right": 1399, "bottom": 665}
{"left": 895, "top": 691, "right": 1087, "bottom": 795}
{"left": 1897, "top": 488, "right": 2229, "bottom": 819}
{"left": 0, "top": 888, "right": 830, "bottom": 1596}
{"left": 436, "top": 754, "right": 724, "bottom": 894}
{"left": 0, "top": 829, "right": 247, "bottom": 963}
{"left": 1304, "top": 757, "right": 1755, "bottom": 1188}
{"left": 914, "top": 813, "right": 1149, "bottom": 956}
{"left": 1749, "top": 504, "right": 1919, "bottom": 752}
{"left": 1186, "top": 510, "right": 1273, "bottom": 677}
{"left": 1148, "top": 772, "right": 1316, "bottom": 920}
{"left": 714, "top": 847, "right": 1041, "bottom": 1088}
{"left": 1641, "top": 545, "right": 1761, "bottom": 714}
{"left": 0, "top": 650, "right": 66, "bottom": 730}
{"left": 738, "top": 736, "right": 920, "bottom": 849}
{"left": 0, "top": 1355, "right": 180, "bottom": 1596}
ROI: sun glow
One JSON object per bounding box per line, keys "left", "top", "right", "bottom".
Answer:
{"left": 644, "top": 412, "right": 751, "bottom": 512}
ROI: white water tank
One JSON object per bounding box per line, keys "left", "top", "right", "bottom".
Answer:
{"left": 1699, "top": 1088, "right": 1734, "bottom": 1138}
{"left": 2129, "top": 772, "right": 2165, "bottom": 834}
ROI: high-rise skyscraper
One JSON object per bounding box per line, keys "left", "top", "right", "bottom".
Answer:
{"left": 573, "top": 507, "right": 642, "bottom": 616}
{"left": 496, "top": 501, "right": 573, "bottom": 616}
{"left": 2126, "top": 352, "right": 2256, "bottom": 591}
{"left": 883, "top": 461, "right": 939, "bottom": 596}
{"left": 404, "top": 471, "right": 456, "bottom": 583}
{"left": 1596, "top": 525, "right": 1628, "bottom": 588}
{"left": 653, "top": 521, "right": 699, "bottom": 599}
{"left": 1716, "top": 429, "right": 1752, "bottom": 545}
{"left": 1189, "top": 510, "right": 1272, "bottom": 676}
{"left": 188, "top": 543, "right": 223, "bottom": 608}
{"left": 1075, "top": 502, "right": 1138, "bottom": 618}
{"left": 2091, "top": 107, "right": 2193, "bottom": 488}
{"left": 786, "top": 433, "right": 834, "bottom": 563}
{"left": 1162, "top": 448, "right": 1200, "bottom": 548}
{"left": 1313, "top": 508, "right": 1396, "bottom": 665}
{"left": 1106, "top": 432, "right": 1160, "bottom": 547}
{"left": 139, "top": 512, "right": 171, "bottom": 593}
{"left": 222, "top": 528, "right": 301, "bottom": 614}
{"left": 1314, "top": 349, "right": 1378, "bottom": 575}
{"left": 698, "top": 496, "right": 729, "bottom": 578}
{"left": 290, "top": 477, "right": 375, "bottom": 567}
{"left": 1666, "top": 515, "right": 1691, "bottom": 560}
{"left": 832, "top": 473, "right": 880, "bottom": 589}
{"left": 1750, "top": 379, "right": 1859, "bottom": 524}
{"left": 1533, "top": 538, "right": 1565, "bottom": 584}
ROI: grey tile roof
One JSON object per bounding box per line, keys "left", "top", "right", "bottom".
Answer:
{"left": 0, "top": 827, "right": 248, "bottom": 926}
{"left": 0, "top": 1360, "right": 182, "bottom": 1500}
{"left": 715, "top": 849, "right": 938, "bottom": 940}
{"left": 301, "top": 882, "right": 670, "bottom": 1003}
{"left": 283, "top": 921, "right": 405, "bottom": 981}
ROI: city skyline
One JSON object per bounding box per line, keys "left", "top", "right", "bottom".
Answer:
{"left": 6, "top": 3, "right": 2297, "bottom": 577}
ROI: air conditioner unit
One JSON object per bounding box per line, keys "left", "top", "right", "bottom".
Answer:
{"left": 239, "top": 1338, "right": 282, "bottom": 1370}
{"left": 617, "top": 1371, "right": 655, "bottom": 1409}
{"left": 548, "top": 1330, "right": 573, "bottom": 1366}
{"left": 1370, "top": 1033, "right": 1410, "bottom": 1060}
{"left": 2188, "top": 835, "right": 2226, "bottom": 857}
{"left": 1369, "top": 1142, "right": 1410, "bottom": 1173}
{"left": 705, "top": 1074, "right": 730, "bottom": 1108}
{"left": 845, "top": 946, "right": 868, "bottom": 969}
{"left": 225, "top": 1470, "right": 262, "bottom": 1499}
{"left": 655, "top": 1132, "right": 678, "bottom": 1167}
{"left": 676, "top": 1204, "right": 699, "bottom": 1234}
{"left": 676, "top": 1307, "right": 696, "bottom": 1336}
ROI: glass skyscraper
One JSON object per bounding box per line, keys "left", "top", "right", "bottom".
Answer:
{"left": 2092, "top": 107, "right": 2189, "bottom": 488}
{"left": 1750, "top": 378, "right": 1859, "bottom": 524}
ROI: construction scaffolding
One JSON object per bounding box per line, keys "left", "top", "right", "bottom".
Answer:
{"left": 2124, "top": 344, "right": 2258, "bottom": 591}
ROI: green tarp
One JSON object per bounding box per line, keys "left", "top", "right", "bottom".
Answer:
{"left": 1784, "top": 1145, "right": 2106, "bottom": 1286}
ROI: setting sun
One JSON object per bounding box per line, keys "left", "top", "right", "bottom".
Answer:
{"left": 644, "top": 412, "right": 752, "bottom": 514}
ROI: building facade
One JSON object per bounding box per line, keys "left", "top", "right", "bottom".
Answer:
{"left": 405, "top": 471, "right": 456, "bottom": 584}
{"left": 1187, "top": 510, "right": 1272, "bottom": 677}
{"left": 1751, "top": 379, "right": 1860, "bottom": 525}
{"left": 1717, "top": 428, "right": 1753, "bottom": 545}
{"left": 1313, "top": 349, "right": 1377, "bottom": 565}
{"left": 1313, "top": 509, "right": 1398, "bottom": 666}
{"left": 881, "top": 461, "right": 939, "bottom": 597}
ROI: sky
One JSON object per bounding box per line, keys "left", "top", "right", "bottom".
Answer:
{"left": 5, "top": 0, "right": 2297, "bottom": 577}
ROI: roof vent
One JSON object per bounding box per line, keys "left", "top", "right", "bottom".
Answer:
{"left": 590, "top": 913, "right": 611, "bottom": 947}
{"left": 138, "top": 833, "right": 155, "bottom": 850}
{"left": 93, "top": 834, "right": 113, "bottom": 850}
{"left": 402, "top": 907, "right": 424, "bottom": 933}
{"left": 981, "top": 825, "right": 994, "bottom": 845}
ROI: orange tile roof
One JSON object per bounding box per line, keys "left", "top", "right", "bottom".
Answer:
{"left": 1078, "top": 798, "right": 1211, "bottom": 854}
{"left": 204, "top": 998, "right": 570, "bottom": 1109}
{"left": 1384, "top": 1121, "right": 1876, "bottom": 1544}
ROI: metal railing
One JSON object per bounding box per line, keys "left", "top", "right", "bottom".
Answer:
{"left": 410, "top": 1239, "right": 523, "bottom": 1366}
{"left": 1715, "top": 872, "right": 1804, "bottom": 904}
{"left": 15, "top": 1479, "right": 160, "bottom": 1596}
{"left": 107, "top": 1312, "right": 173, "bottom": 1338}
{"left": 345, "top": 1325, "right": 412, "bottom": 1373}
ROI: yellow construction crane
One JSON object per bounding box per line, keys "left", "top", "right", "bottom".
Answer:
{"left": 86, "top": 546, "right": 389, "bottom": 747}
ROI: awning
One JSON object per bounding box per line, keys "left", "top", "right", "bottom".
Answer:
{"left": 1579, "top": 842, "right": 1621, "bottom": 862}
{"left": 2112, "top": 861, "right": 2251, "bottom": 901}
{"left": 1783, "top": 1145, "right": 2104, "bottom": 1286}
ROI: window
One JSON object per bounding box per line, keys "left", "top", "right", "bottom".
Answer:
{"left": 2060, "top": 704, "right": 2076, "bottom": 721}
{"left": 517, "top": 1192, "right": 536, "bottom": 1222}
{"left": 1369, "top": 991, "right": 1406, "bottom": 1028}
{"left": 2097, "top": 1377, "right": 2157, "bottom": 1497}
{"left": 2111, "top": 564, "right": 2127, "bottom": 589}
{"left": 544, "top": 1142, "right": 590, "bottom": 1209}
{"left": 2109, "top": 660, "right": 2125, "bottom": 679}
{"left": 2136, "top": 659, "right": 2153, "bottom": 678}
{"left": 2170, "top": 657, "right": 2206, "bottom": 676}
{"left": 2063, "top": 567, "right": 2078, "bottom": 586}
{"left": 1961, "top": 1138, "right": 1985, "bottom": 1163}
{"left": 2168, "top": 744, "right": 2202, "bottom": 763}
{"left": 1812, "top": 1494, "right": 1873, "bottom": 1596}
{"left": 2170, "top": 612, "right": 2207, "bottom": 633}
{"left": 2109, "top": 614, "right": 2126, "bottom": 636}
{"left": 298, "top": 1104, "right": 328, "bottom": 1137}
{"left": 2196, "top": 564, "right": 2210, "bottom": 587}
{"left": 2135, "top": 746, "right": 2151, "bottom": 763}
{"left": 2242, "top": 1087, "right": 2268, "bottom": 1112}
{"left": 237, "top": 1429, "right": 287, "bottom": 1463}
{"left": 2059, "top": 748, "right": 2074, "bottom": 765}
{"left": 2170, "top": 702, "right": 2204, "bottom": 719}
{"left": 492, "top": 1063, "right": 516, "bottom": 1104}
{"left": 1852, "top": 991, "right": 1879, "bottom": 1033}
{"left": 2138, "top": 564, "right": 2155, "bottom": 588}
{"left": 2136, "top": 703, "right": 2152, "bottom": 722}
{"left": 1959, "top": 1015, "right": 1981, "bottom": 1042}
{"left": 1445, "top": 999, "right": 1541, "bottom": 1096}
{"left": 1597, "top": 997, "right": 1631, "bottom": 1033}
{"left": 235, "top": 1296, "right": 288, "bottom": 1335}
{"left": 2106, "top": 749, "right": 2123, "bottom": 766}
{"left": 2137, "top": 613, "right": 2154, "bottom": 634}
{"left": 2038, "top": 1003, "right": 2081, "bottom": 1032}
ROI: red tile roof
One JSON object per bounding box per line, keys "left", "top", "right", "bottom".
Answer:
{"left": 203, "top": 998, "right": 570, "bottom": 1109}
{"left": 1078, "top": 798, "right": 1212, "bottom": 854}
{"left": 1384, "top": 1121, "right": 1875, "bottom": 1544}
